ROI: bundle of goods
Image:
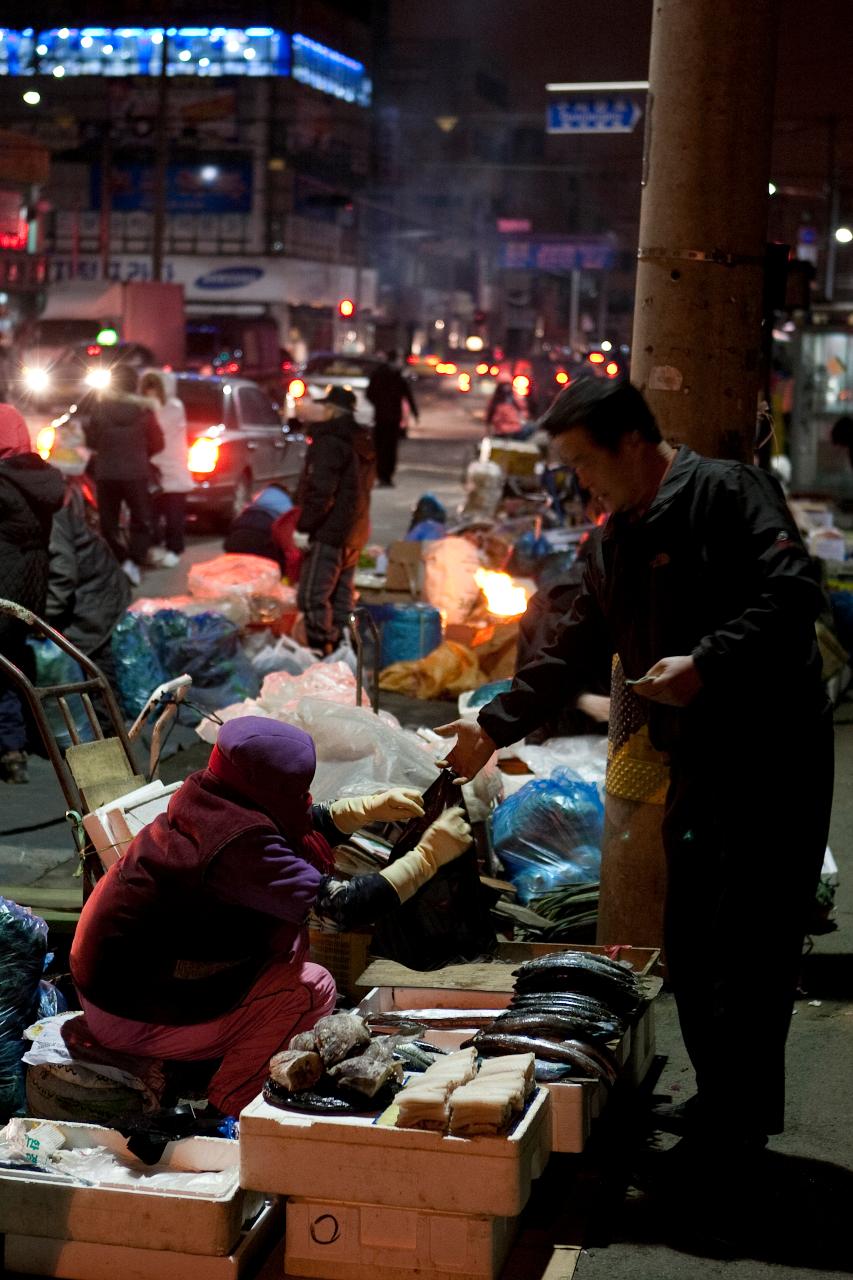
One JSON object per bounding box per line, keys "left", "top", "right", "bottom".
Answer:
{"left": 394, "top": 1047, "right": 535, "bottom": 1137}
{"left": 188, "top": 553, "right": 296, "bottom": 626}
{"left": 263, "top": 1011, "right": 424, "bottom": 1115}
{"left": 465, "top": 951, "right": 644, "bottom": 1087}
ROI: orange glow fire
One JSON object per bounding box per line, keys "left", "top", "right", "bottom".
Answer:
{"left": 474, "top": 568, "right": 529, "bottom": 618}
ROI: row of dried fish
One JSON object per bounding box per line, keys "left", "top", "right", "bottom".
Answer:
{"left": 511, "top": 951, "right": 642, "bottom": 1017}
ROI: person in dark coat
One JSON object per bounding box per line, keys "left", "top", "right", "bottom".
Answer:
{"left": 70, "top": 717, "right": 471, "bottom": 1115}
{"left": 366, "top": 350, "right": 418, "bottom": 487}
{"left": 46, "top": 482, "right": 131, "bottom": 693}
{"left": 224, "top": 483, "right": 302, "bottom": 581}
{"left": 437, "top": 376, "right": 833, "bottom": 1171}
{"left": 83, "top": 365, "right": 164, "bottom": 586}
{"left": 0, "top": 405, "right": 64, "bottom": 783}
{"left": 296, "top": 386, "right": 376, "bottom": 653}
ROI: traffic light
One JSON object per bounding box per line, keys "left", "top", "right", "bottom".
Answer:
{"left": 338, "top": 298, "right": 356, "bottom": 319}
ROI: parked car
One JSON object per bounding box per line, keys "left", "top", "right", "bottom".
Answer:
{"left": 185, "top": 314, "right": 295, "bottom": 403}
{"left": 287, "top": 353, "right": 383, "bottom": 427}
{"left": 37, "top": 373, "right": 307, "bottom": 525}
{"left": 20, "top": 341, "right": 156, "bottom": 410}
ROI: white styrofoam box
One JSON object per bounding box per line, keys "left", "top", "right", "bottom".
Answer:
{"left": 284, "top": 1197, "right": 517, "bottom": 1280}
{"left": 239, "top": 1086, "right": 551, "bottom": 1216}
{"left": 4, "top": 1197, "right": 281, "bottom": 1280}
{"left": 358, "top": 986, "right": 612, "bottom": 1155}
{"left": 0, "top": 1119, "right": 260, "bottom": 1256}
{"left": 624, "top": 1003, "right": 656, "bottom": 1090}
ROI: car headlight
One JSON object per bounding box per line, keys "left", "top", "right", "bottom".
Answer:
{"left": 24, "top": 367, "right": 51, "bottom": 393}
{"left": 85, "top": 367, "right": 112, "bottom": 390}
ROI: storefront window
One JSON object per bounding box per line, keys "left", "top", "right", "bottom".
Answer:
{"left": 0, "top": 28, "right": 290, "bottom": 78}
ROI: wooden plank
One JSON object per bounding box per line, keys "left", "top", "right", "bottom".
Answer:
{"left": 540, "top": 1245, "right": 582, "bottom": 1279}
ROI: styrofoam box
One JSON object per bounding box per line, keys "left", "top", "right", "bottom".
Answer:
{"left": 4, "top": 1197, "right": 281, "bottom": 1280}
{"left": 239, "top": 1086, "right": 550, "bottom": 1217}
{"left": 284, "top": 1197, "right": 517, "bottom": 1280}
{"left": 358, "top": 986, "right": 622, "bottom": 1155}
{"left": 0, "top": 1119, "right": 262, "bottom": 1256}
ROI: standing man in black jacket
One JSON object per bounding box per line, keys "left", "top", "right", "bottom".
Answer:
{"left": 437, "top": 377, "right": 833, "bottom": 1170}
{"left": 296, "top": 386, "right": 376, "bottom": 653}
{"left": 83, "top": 364, "right": 163, "bottom": 586}
{"left": 366, "top": 350, "right": 418, "bottom": 488}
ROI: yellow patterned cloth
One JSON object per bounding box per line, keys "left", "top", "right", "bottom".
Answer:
{"left": 605, "top": 656, "right": 670, "bottom": 805}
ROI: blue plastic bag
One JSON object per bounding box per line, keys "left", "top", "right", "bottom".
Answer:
{"left": 0, "top": 898, "right": 49, "bottom": 1120}
{"left": 27, "top": 637, "right": 97, "bottom": 750}
{"left": 111, "top": 609, "right": 261, "bottom": 722}
{"left": 491, "top": 768, "right": 604, "bottom": 903}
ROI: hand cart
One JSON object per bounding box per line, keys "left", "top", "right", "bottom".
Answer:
{"left": 0, "top": 598, "right": 190, "bottom": 920}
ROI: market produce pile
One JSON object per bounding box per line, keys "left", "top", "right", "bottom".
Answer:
{"left": 465, "top": 951, "right": 643, "bottom": 1086}
{"left": 394, "top": 1047, "right": 535, "bottom": 1137}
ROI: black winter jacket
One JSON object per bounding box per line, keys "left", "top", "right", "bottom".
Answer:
{"left": 47, "top": 487, "right": 131, "bottom": 654}
{"left": 296, "top": 412, "right": 376, "bottom": 549}
{"left": 480, "top": 448, "right": 828, "bottom": 759}
{"left": 83, "top": 392, "right": 164, "bottom": 482}
{"left": 366, "top": 364, "right": 418, "bottom": 425}
{"left": 0, "top": 454, "right": 65, "bottom": 650}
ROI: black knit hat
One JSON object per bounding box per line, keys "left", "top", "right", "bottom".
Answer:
{"left": 323, "top": 385, "right": 357, "bottom": 412}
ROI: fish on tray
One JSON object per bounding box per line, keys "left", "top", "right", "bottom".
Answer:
{"left": 314, "top": 1011, "right": 372, "bottom": 1066}
{"left": 464, "top": 1031, "right": 619, "bottom": 1083}
{"left": 327, "top": 1054, "right": 404, "bottom": 1098}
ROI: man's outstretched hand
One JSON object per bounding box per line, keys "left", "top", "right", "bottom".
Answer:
{"left": 433, "top": 719, "right": 497, "bottom": 782}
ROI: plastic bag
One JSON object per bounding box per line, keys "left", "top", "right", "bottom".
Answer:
{"left": 26, "top": 638, "right": 96, "bottom": 750}
{"left": 511, "top": 735, "right": 609, "bottom": 785}
{"left": 249, "top": 633, "right": 317, "bottom": 677}
{"left": 111, "top": 609, "right": 260, "bottom": 721}
{"left": 491, "top": 768, "right": 604, "bottom": 903}
{"left": 379, "top": 640, "right": 481, "bottom": 699}
{"left": 422, "top": 537, "right": 483, "bottom": 625}
{"left": 188, "top": 554, "right": 295, "bottom": 626}
{"left": 0, "top": 898, "right": 49, "bottom": 1121}
{"left": 130, "top": 595, "right": 251, "bottom": 628}
{"left": 371, "top": 770, "right": 497, "bottom": 970}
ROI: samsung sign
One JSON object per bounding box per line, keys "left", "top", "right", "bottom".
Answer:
{"left": 194, "top": 266, "right": 265, "bottom": 290}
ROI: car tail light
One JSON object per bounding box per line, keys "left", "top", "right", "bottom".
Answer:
{"left": 489, "top": 365, "right": 500, "bottom": 377}
{"left": 512, "top": 374, "right": 531, "bottom": 396}
{"left": 188, "top": 436, "right": 220, "bottom": 474}
{"left": 555, "top": 369, "right": 570, "bottom": 385}
{"left": 605, "top": 361, "right": 620, "bottom": 378}
{"left": 589, "top": 351, "right": 605, "bottom": 365}
{"left": 435, "top": 361, "right": 457, "bottom": 375}
{"left": 289, "top": 377, "right": 307, "bottom": 399}
{"left": 458, "top": 372, "right": 471, "bottom": 392}
{"left": 475, "top": 362, "right": 489, "bottom": 375}
{"left": 36, "top": 425, "right": 55, "bottom": 459}
{"left": 86, "top": 344, "right": 101, "bottom": 357}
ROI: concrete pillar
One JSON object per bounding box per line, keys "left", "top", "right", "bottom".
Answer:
{"left": 630, "top": 0, "right": 780, "bottom": 461}
{"left": 598, "top": 0, "right": 781, "bottom": 951}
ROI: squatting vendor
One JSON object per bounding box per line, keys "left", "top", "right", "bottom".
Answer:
{"left": 71, "top": 717, "right": 471, "bottom": 1114}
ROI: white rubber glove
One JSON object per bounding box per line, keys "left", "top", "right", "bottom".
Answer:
{"left": 380, "top": 807, "right": 472, "bottom": 903}
{"left": 329, "top": 788, "right": 425, "bottom": 835}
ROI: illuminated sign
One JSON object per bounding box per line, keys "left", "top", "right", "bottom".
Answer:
{"left": 291, "top": 33, "right": 371, "bottom": 106}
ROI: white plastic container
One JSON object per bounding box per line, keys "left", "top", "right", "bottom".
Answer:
{"left": 284, "top": 1197, "right": 517, "bottom": 1280}
{"left": 0, "top": 1119, "right": 258, "bottom": 1256}
{"left": 4, "top": 1198, "right": 280, "bottom": 1280}
{"left": 238, "top": 1086, "right": 551, "bottom": 1216}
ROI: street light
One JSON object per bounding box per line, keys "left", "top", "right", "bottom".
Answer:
{"left": 835, "top": 227, "right": 853, "bottom": 244}
{"left": 768, "top": 181, "right": 777, "bottom": 195}
{"left": 22, "top": 90, "right": 41, "bottom": 106}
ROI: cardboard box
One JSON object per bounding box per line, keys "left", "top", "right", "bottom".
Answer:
{"left": 385, "top": 541, "right": 433, "bottom": 594}
{"left": 0, "top": 1120, "right": 259, "bottom": 1256}
{"left": 284, "top": 1197, "right": 517, "bottom": 1280}
{"left": 239, "top": 1086, "right": 551, "bottom": 1217}
{"left": 4, "top": 1197, "right": 281, "bottom": 1280}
